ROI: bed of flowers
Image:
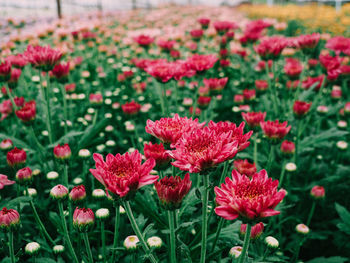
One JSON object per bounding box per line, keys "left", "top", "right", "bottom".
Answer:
{"left": 0, "top": 5, "right": 349, "bottom": 263}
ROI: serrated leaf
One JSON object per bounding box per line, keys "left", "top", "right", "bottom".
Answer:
{"left": 5, "top": 196, "right": 31, "bottom": 209}
{"left": 335, "top": 203, "right": 350, "bottom": 228}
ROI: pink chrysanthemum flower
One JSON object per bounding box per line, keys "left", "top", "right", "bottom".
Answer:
{"left": 90, "top": 150, "right": 157, "bottom": 198}
{"left": 215, "top": 169, "right": 286, "bottom": 221}
{"left": 208, "top": 121, "right": 252, "bottom": 152}
{"left": 145, "top": 114, "right": 205, "bottom": 146}
{"left": 260, "top": 120, "right": 291, "bottom": 141}
{"left": 24, "top": 45, "right": 62, "bottom": 71}
{"left": 168, "top": 127, "right": 238, "bottom": 173}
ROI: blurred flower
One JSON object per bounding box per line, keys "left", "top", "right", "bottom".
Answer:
{"left": 16, "top": 167, "right": 32, "bottom": 185}
{"left": 233, "top": 159, "right": 257, "bottom": 178}
{"left": 242, "top": 111, "right": 266, "bottom": 128}
{"left": 143, "top": 142, "right": 171, "bottom": 169}
{"left": 25, "top": 242, "right": 40, "bottom": 255}
{"left": 122, "top": 101, "right": 141, "bottom": 115}
{"left": 0, "top": 174, "right": 15, "bottom": 189}
{"left": 50, "top": 184, "right": 68, "bottom": 200}
{"left": 0, "top": 207, "right": 20, "bottom": 231}
{"left": 240, "top": 222, "right": 264, "bottom": 240}
{"left": 124, "top": 235, "right": 139, "bottom": 250}
{"left": 69, "top": 185, "right": 86, "bottom": 202}
{"left": 53, "top": 144, "right": 71, "bottom": 160}
{"left": 7, "top": 147, "right": 26, "bottom": 167}
{"left": 310, "top": 185, "right": 325, "bottom": 200}
{"left": 296, "top": 223, "right": 309, "bottom": 235}
{"left": 15, "top": 101, "right": 36, "bottom": 122}
{"left": 260, "top": 120, "right": 291, "bottom": 142}
{"left": 24, "top": 45, "right": 62, "bottom": 71}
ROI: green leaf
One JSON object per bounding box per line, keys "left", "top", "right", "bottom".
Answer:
{"left": 306, "top": 256, "right": 348, "bottom": 263}
{"left": 5, "top": 196, "right": 32, "bottom": 209}
{"left": 76, "top": 118, "right": 108, "bottom": 150}
{"left": 35, "top": 258, "right": 58, "bottom": 263}
{"left": 335, "top": 203, "right": 350, "bottom": 235}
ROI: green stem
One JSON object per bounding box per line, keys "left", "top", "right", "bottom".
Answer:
{"left": 60, "top": 84, "right": 68, "bottom": 135}
{"left": 111, "top": 205, "right": 120, "bottom": 263}
{"left": 9, "top": 231, "right": 15, "bottom": 263}
{"left": 210, "top": 217, "right": 224, "bottom": 253}
{"left": 25, "top": 187, "right": 55, "bottom": 245}
{"left": 92, "top": 109, "right": 98, "bottom": 126}
{"left": 253, "top": 133, "right": 258, "bottom": 167}
{"left": 218, "top": 161, "right": 229, "bottom": 186}
{"left": 5, "top": 83, "right": 18, "bottom": 111}
{"left": 157, "top": 82, "right": 166, "bottom": 115}
{"left": 58, "top": 201, "right": 79, "bottom": 263}
{"left": 28, "top": 125, "right": 45, "bottom": 153}
{"left": 122, "top": 200, "right": 158, "bottom": 263}
{"left": 265, "top": 63, "right": 278, "bottom": 117}
{"left": 101, "top": 221, "right": 106, "bottom": 263}
{"left": 200, "top": 173, "right": 210, "bottom": 263}
{"left": 278, "top": 161, "right": 287, "bottom": 188}
{"left": 266, "top": 145, "right": 274, "bottom": 173}
{"left": 238, "top": 223, "right": 252, "bottom": 263}
{"left": 63, "top": 164, "right": 72, "bottom": 232}
{"left": 294, "top": 120, "right": 303, "bottom": 165}
{"left": 83, "top": 233, "right": 94, "bottom": 263}
{"left": 168, "top": 210, "right": 176, "bottom": 263}
{"left": 45, "top": 75, "right": 54, "bottom": 144}
{"left": 306, "top": 201, "right": 316, "bottom": 226}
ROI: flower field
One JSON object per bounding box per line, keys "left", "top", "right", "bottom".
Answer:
{"left": 0, "top": 4, "right": 350, "bottom": 263}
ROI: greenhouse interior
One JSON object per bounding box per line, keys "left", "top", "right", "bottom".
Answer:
{"left": 0, "top": 0, "right": 350, "bottom": 262}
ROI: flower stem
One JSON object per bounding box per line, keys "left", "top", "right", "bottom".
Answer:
{"left": 122, "top": 200, "right": 158, "bottom": 263}
{"left": 92, "top": 109, "right": 98, "bottom": 126}
{"left": 101, "top": 221, "right": 106, "bottom": 263}
{"left": 82, "top": 233, "right": 94, "bottom": 263}
{"left": 42, "top": 75, "right": 54, "bottom": 144}
{"left": 58, "top": 201, "right": 79, "bottom": 263}
{"left": 306, "top": 201, "right": 316, "bottom": 226}
{"left": 294, "top": 120, "right": 303, "bottom": 165}
{"left": 278, "top": 161, "right": 287, "bottom": 188}
{"left": 168, "top": 210, "right": 176, "bottom": 263}
{"left": 25, "top": 187, "right": 55, "bottom": 245}
{"left": 238, "top": 223, "right": 252, "bottom": 263}
{"left": 111, "top": 204, "right": 120, "bottom": 263}
{"left": 253, "top": 133, "right": 258, "bottom": 167}
{"left": 4, "top": 83, "right": 18, "bottom": 111}
{"left": 157, "top": 83, "right": 166, "bottom": 115}
{"left": 9, "top": 231, "right": 15, "bottom": 263}
{"left": 60, "top": 84, "right": 68, "bottom": 135}
{"left": 200, "top": 173, "right": 210, "bottom": 263}
{"left": 218, "top": 161, "right": 229, "bottom": 186}
{"left": 63, "top": 164, "right": 73, "bottom": 232}
{"left": 266, "top": 145, "right": 274, "bottom": 173}
{"left": 210, "top": 217, "right": 224, "bottom": 253}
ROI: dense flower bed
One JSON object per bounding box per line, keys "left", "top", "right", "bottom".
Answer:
{"left": 0, "top": 5, "right": 350, "bottom": 263}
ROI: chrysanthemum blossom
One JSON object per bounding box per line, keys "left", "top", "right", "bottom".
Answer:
{"left": 260, "top": 120, "right": 291, "bottom": 141}
{"left": 0, "top": 174, "right": 15, "bottom": 190}
{"left": 89, "top": 150, "right": 158, "bottom": 198}
{"left": 24, "top": 45, "right": 62, "bottom": 71}
{"left": 168, "top": 127, "right": 238, "bottom": 173}
{"left": 145, "top": 114, "right": 205, "bottom": 146}
{"left": 215, "top": 169, "right": 286, "bottom": 221}
{"left": 208, "top": 121, "right": 252, "bottom": 152}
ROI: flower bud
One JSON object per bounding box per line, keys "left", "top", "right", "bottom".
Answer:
{"left": 25, "top": 242, "right": 40, "bottom": 255}
{"left": 0, "top": 207, "right": 20, "bottom": 232}
{"left": 124, "top": 235, "right": 139, "bottom": 251}
{"left": 16, "top": 167, "right": 33, "bottom": 185}
{"left": 78, "top": 149, "right": 91, "bottom": 159}
{"left": 7, "top": 147, "right": 26, "bottom": 167}
{"left": 310, "top": 185, "right": 325, "bottom": 200}
{"left": 280, "top": 140, "right": 295, "bottom": 155}
{"left": 50, "top": 184, "right": 68, "bottom": 200}
{"left": 47, "top": 171, "right": 59, "bottom": 180}
{"left": 92, "top": 189, "right": 106, "bottom": 199}
{"left": 73, "top": 207, "right": 95, "bottom": 232}
{"left": 53, "top": 245, "right": 65, "bottom": 254}
{"left": 336, "top": 140, "right": 348, "bottom": 150}
{"left": 240, "top": 222, "right": 264, "bottom": 240}
{"left": 233, "top": 159, "right": 256, "bottom": 178}
{"left": 155, "top": 173, "right": 192, "bottom": 210}
{"left": 265, "top": 236, "right": 279, "bottom": 248}
{"left": 69, "top": 185, "right": 86, "bottom": 202}
{"left": 147, "top": 236, "right": 162, "bottom": 249}
{"left": 53, "top": 144, "right": 71, "bottom": 161}
{"left": 24, "top": 188, "right": 37, "bottom": 197}
{"left": 0, "top": 139, "right": 13, "bottom": 150}
{"left": 96, "top": 208, "right": 110, "bottom": 220}
{"left": 296, "top": 224, "right": 310, "bottom": 235}
{"left": 285, "top": 162, "right": 297, "bottom": 172}
{"left": 229, "top": 246, "right": 242, "bottom": 258}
